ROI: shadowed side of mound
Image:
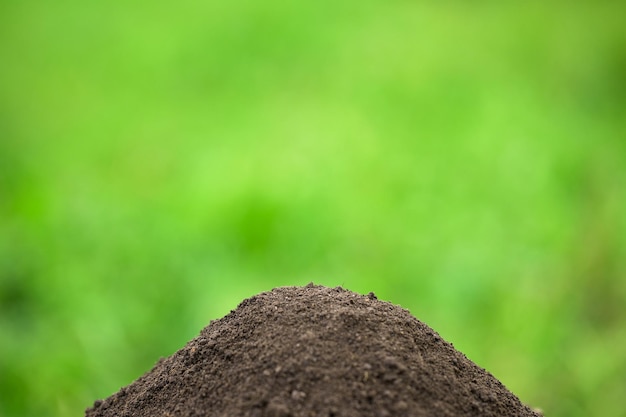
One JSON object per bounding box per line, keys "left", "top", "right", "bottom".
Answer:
{"left": 86, "top": 285, "right": 542, "bottom": 417}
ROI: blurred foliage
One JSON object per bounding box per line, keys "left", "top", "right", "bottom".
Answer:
{"left": 1, "top": 1, "right": 625, "bottom": 416}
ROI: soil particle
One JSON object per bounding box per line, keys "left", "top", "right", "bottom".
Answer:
{"left": 86, "top": 284, "right": 542, "bottom": 417}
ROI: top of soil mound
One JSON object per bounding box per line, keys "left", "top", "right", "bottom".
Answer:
{"left": 86, "top": 284, "right": 541, "bottom": 417}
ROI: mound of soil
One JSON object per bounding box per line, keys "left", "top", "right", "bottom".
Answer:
{"left": 86, "top": 284, "right": 541, "bottom": 417}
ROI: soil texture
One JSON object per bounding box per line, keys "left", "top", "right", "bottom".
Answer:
{"left": 86, "top": 284, "right": 542, "bottom": 417}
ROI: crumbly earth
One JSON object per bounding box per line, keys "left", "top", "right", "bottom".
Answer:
{"left": 86, "top": 284, "right": 542, "bottom": 417}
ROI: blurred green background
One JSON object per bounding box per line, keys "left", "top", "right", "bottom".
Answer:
{"left": 1, "top": 1, "right": 625, "bottom": 416}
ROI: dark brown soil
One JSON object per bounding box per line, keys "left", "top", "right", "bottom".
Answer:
{"left": 86, "top": 284, "right": 542, "bottom": 417}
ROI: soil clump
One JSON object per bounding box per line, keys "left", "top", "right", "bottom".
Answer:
{"left": 86, "top": 284, "right": 541, "bottom": 417}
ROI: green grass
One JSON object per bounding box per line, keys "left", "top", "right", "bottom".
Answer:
{"left": 1, "top": 1, "right": 625, "bottom": 416}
